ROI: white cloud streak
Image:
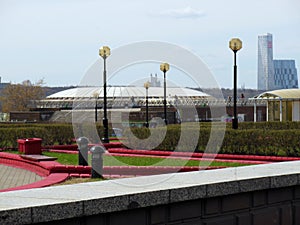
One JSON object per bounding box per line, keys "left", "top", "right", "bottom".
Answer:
{"left": 159, "top": 6, "right": 205, "bottom": 19}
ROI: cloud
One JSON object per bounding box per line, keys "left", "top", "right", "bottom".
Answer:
{"left": 160, "top": 6, "right": 205, "bottom": 19}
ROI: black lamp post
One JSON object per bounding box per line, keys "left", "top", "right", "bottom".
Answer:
{"left": 99, "top": 46, "right": 110, "bottom": 143}
{"left": 229, "top": 38, "right": 242, "bottom": 129}
{"left": 144, "top": 81, "right": 150, "bottom": 128}
{"left": 160, "top": 62, "right": 170, "bottom": 125}
{"left": 93, "top": 92, "right": 99, "bottom": 122}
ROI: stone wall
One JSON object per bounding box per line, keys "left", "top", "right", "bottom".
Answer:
{"left": 0, "top": 161, "right": 299, "bottom": 225}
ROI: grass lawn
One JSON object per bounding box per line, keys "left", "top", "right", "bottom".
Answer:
{"left": 42, "top": 151, "right": 249, "bottom": 167}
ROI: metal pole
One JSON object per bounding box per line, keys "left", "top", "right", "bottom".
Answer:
{"left": 232, "top": 50, "right": 238, "bottom": 129}
{"left": 163, "top": 71, "right": 167, "bottom": 125}
{"left": 95, "top": 99, "right": 98, "bottom": 122}
{"left": 254, "top": 100, "right": 257, "bottom": 122}
{"left": 146, "top": 88, "right": 149, "bottom": 128}
{"left": 102, "top": 57, "right": 109, "bottom": 143}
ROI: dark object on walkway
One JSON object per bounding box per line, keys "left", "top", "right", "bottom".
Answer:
{"left": 90, "top": 145, "right": 106, "bottom": 178}
{"left": 77, "top": 137, "right": 89, "bottom": 166}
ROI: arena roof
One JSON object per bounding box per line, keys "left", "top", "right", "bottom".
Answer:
{"left": 46, "top": 86, "right": 211, "bottom": 99}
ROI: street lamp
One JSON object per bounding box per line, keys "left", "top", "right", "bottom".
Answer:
{"left": 93, "top": 92, "right": 99, "bottom": 122}
{"left": 229, "top": 38, "right": 242, "bottom": 129}
{"left": 99, "top": 46, "right": 111, "bottom": 143}
{"left": 160, "top": 62, "right": 170, "bottom": 125}
{"left": 144, "top": 81, "right": 150, "bottom": 128}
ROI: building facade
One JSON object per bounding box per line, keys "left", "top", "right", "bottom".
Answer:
{"left": 274, "top": 60, "right": 298, "bottom": 89}
{"left": 257, "top": 33, "right": 275, "bottom": 90}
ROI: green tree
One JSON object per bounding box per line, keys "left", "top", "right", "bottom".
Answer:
{"left": 0, "top": 79, "right": 45, "bottom": 112}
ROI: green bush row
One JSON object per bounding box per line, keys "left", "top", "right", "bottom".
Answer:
{"left": 0, "top": 123, "right": 110, "bottom": 149}
{"left": 124, "top": 126, "right": 300, "bottom": 157}
{"left": 163, "top": 121, "right": 300, "bottom": 130}
{"left": 1, "top": 121, "right": 300, "bottom": 130}
{"left": 0, "top": 125, "right": 75, "bottom": 148}
{"left": 1, "top": 122, "right": 300, "bottom": 157}
{"left": 238, "top": 121, "right": 300, "bottom": 130}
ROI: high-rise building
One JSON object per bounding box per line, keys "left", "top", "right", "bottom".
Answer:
{"left": 274, "top": 60, "right": 298, "bottom": 89}
{"left": 150, "top": 73, "right": 161, "bottom": 87}
{"left": 257, "top": 33, "right": 275, "bottom": 90}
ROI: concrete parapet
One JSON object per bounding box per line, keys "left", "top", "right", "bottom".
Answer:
{"left": 0, "top": 160, "right": 300, "bottom": 224}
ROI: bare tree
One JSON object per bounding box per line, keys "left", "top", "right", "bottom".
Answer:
{"left": 0, "top": 79, "right": 45, "bottom": 112}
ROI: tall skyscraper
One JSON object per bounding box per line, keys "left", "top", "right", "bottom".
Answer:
{"left": 274, "top": 60, "right": 298, "bottom": 89}
{"left": 257, "top": 33, "right": 275, "bottom": 90}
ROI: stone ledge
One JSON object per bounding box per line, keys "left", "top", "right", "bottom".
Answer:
{"left": 0, "top": 160, "right": 300, "bottom": 225}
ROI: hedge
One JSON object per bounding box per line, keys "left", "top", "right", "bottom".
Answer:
{"left": 0, "top": 126, "right": 74, "bottom": 148}
{"left": 124, "top": 123, "right": 300, "bottom": 157}
{"left": 167, "top": 121, "right": 300, "bottom": 130}
{"left": 1, "top": 122, "right": 300, "bottom": 156}
{"left": 0, "top": 123, "right": 112, "bottom": 149}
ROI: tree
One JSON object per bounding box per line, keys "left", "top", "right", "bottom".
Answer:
{"left": 0, "top": 79, "right": 45, "bottom": 112}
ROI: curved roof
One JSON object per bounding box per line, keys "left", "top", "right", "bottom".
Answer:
{"left": 47, "top": 86, "right": 210, "bottom": 99}
{"left": 254, "top": 89, "right": 300, "bottom": 100}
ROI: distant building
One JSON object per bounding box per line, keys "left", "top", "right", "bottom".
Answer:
{"left": 274, "top": 60, "right": 298, "bottom": 89}
{"left": 0, "top": 76, "right": 10, "bottom": 90}
{"left": 257, "top": 33, "right": 275, "bottom": 90}
{"left": 257, "top": 33, "right": 299, "bottom": 91}
{"left": 150, "top": 74, "right": 161, "bottom": 87}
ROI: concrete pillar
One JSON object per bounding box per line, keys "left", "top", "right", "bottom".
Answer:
{"left": 280, "top": 99, "right": 283, "bottom": 122}
{"left": 266, "top": 102, "right": 269, "bottom": 121}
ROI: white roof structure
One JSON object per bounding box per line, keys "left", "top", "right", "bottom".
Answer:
{"left": 253, "top": 88, "right": 300, "bottom": 100}
{"left": 39, "top": 86, "right": 212, "bottom": 109}
{"left": 46, "top": 86, "right": 210, "bottom": 99}
{"left": 251, "top": 88, "right": 300, "bottom": 122}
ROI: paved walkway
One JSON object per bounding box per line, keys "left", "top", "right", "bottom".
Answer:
{"left": 0, "top": 164, "right": 43, "bottom": 190}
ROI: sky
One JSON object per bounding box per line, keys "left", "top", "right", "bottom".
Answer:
{"left": 0, "top": 0, "right": 300, "bottom": 89}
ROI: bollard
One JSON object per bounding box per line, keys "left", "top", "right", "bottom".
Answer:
{"left": 76, "top": 137, "right": 89, "bottom": 166}
{"left": 90, "top": 145, "right": 106, "bottom": 178}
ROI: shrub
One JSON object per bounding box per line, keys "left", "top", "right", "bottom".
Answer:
{"left": 1, "top": 122, "right": 300, "bottom": 157}
{"left": 124, "top": 123, "right": 300, "bottom": 157}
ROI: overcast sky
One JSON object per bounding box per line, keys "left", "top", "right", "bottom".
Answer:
{"left": 0, "top": 0, "right": 299, "bottom": 89}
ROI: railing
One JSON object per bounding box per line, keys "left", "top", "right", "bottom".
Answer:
{"left": 38, "top": 98, "right": 267, "bottom": 109}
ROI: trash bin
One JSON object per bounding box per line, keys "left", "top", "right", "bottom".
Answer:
{"left": 17, "top": 138, "right": 42, "bottom": 155}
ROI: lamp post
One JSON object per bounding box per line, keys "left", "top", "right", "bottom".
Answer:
{"left": 160, "top": 62, "right": 170, "bottom": 125}
{"left": 99, "top": 46, "right": 111, "bottom": 143}
{"left": 229, "top": 38, "right": 242, "bottom": 129}
{"left": 93, "top": 92, "right": 99, "bottom": 122}
{"left": 144, "top": 81, "right": 150, "bottom": 128}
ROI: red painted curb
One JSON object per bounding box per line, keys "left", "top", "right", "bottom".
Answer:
{"left": 107, "top": 148, "right": 300, "bottom": 162}
{"left": 107, "top": 152, "right": 270, "bottom": 165}
{"left": 0, "top": 152, "right": 57, "bottom": 176}
{"left": 0, "top": 173, "right": 69, "bottom": 192}
{"left": 3, "top": 143, "right": 299, "bottom": 192}
{"left": 0, "top": 152, "right": 69, "bottom": 192}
